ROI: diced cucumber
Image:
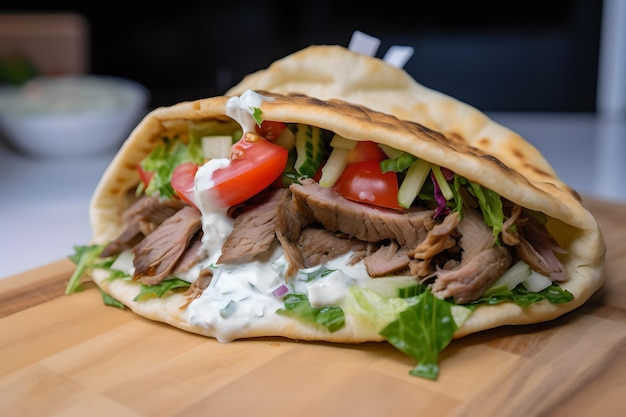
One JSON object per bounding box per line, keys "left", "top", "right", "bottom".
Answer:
{"left": 397, "top": 159, "right": 431, "bottom": 208}
{"left": 294, "top": 124, "right": 326, "bottom": 177}
{"left": 485, "top": 260, "right": 531, "bottom": 296}
{"left": 319, "top": 147, "right": 349, "bottom": 188}
{"left": 201, "top": 135, "right": 232, "bottom": 159}
{"left": 522, "top": 271, "right": 552, "bottom": 292}
{"left": 318, "top": 134, "right": 357, "bottom": 187}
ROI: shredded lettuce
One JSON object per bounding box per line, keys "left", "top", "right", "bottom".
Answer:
{"left": 466, "top": 180, "right": 504, "bottom": 239}
{"left": 343, "top": 287, "right": 414, "bottom": 332}
{"left": 140, "top": 136, "right": 204, "bottom": 199}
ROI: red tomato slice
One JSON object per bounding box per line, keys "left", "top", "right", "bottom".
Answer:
{"left": 346, "top": 141, "right": 387, "bottom": 164}
{"left": 334, "top": 160, "right": 401, "bottom": 210}
{"left": 204, "top": 132, "right": 289, "bottom": 207}
{"left": 136, "top": 162, "right": 154, "bottom": 187}
{"left": 171, "top": 162, "right": 199, "bottom": 207}
{"left": 255, "top": 120, "right": 287, "bottom": 142}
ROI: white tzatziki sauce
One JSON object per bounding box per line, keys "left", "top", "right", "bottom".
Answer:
{"left": 173, "top": 91, "right": 358, "bottom": 342}
{"left": 225, "top": 90, "right": 274, "bottom": 133}
{"left": 175, "top": 90, "right": 407, "bottom": 342}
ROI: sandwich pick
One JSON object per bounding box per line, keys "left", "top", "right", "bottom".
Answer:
{"left": 67, "top": 35, "right": 605, "bottom": 380}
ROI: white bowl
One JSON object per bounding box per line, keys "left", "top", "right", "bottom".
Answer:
{"left": 0, "top": 75, "right": 149, "bottom": 158}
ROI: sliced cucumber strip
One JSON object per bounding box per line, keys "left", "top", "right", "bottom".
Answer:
{"left": 485, "top": 260, "right": 532, "bottom": 295}
{"left": 319, "top": 147, "right": 350, "bottom": 188}
{"left": 398, "top": 159, "right": 431, "bottom": 208}
{"left": 330, "top": 134, "right": 357, "bottom": 150}
{"left": 431, "top": 165, "right": 454, "bottom": 200}
{"left": 294, "top": 124, "right": 326, "bottom": 177}
{"left": 522, "top": 271, "right": 552, "bottom": 292}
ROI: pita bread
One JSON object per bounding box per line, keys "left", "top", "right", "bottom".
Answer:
{"left": 88, "top": 89, "right": 605, "bottom": 344}
{"left": 228, "top": 46, "right": 569, "bottom": 196}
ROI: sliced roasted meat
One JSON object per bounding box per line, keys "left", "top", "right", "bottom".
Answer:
{"left": 133, "top": 205, "right": 202, "bottom": 285}
{"left": 515, "top": 218, "right": 568, "bottom": 281}
{"left": 409, "top": 211, "right": 461, "bottom": 260}
{"left": 101, "top": 195, "right": 186, "bottom": 257}
{"left": 290, "top": 178, "right": 434, "bottom": 248}
{"left": 173, "top": 233, "right": 207, "bottom": 274}
{"left": 363, "top": 241, "right": 411, "bottom": 277}
{"left": 275, "top": 188, "right": 315, "bottom": 277}
{"left": 456, "top": 207, "right": 495, "bottom": 261}
{"left": 501, "top": 204, "right": 523, "bottom": 246}
{"left": 218, "top": 189, "right": 288, "bottom": 264}
{"left": 431, "top": 246, "right": 512, "bottom": 304}
{"left": 298, "top": 228, "right": 369, "bottom": 268}
{"left": 180, "top": 268, "right": 214, "bottom": 310}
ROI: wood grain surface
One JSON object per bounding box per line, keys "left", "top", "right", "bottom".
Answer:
{"left": 1, "top": 197, "right": 624, "bottom": 417}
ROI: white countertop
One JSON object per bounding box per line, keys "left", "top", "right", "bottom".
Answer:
{"left": 1, "top": 111, "right": 625, "bottom": 279}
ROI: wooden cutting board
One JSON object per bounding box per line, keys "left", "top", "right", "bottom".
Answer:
{"left": 1, "top": 197, "right": 625, "bottom": 417}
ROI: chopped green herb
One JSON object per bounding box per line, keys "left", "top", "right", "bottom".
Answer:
{"left": 277, "top": 293, "right": 345, "bottom": 333}
{"left": 252, "top": 106, "right": 263, "bottom": 126}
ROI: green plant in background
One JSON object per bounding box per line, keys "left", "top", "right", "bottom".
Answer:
{"left": 0, "top": 53, "right": 39, "bottom": 85}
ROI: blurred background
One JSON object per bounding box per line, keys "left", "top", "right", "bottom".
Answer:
{"left": 0, "top": 0, "right": 605, "bottom": 112}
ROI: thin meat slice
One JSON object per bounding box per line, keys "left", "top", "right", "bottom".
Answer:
{"left": 173, "top": 233, "right": 207, "bottom": 274}
{"left": 431, "top": 246, "right": 512, "bottom": 304}
{"left": 133, "top": 205, "right": 202, "bottom": 285}
{"left": 515, "top": 218, "right": 568, "bottom": 281}
{"left": 180, "top": 268, "right": 214, "bottom": 310}
{"left": 409, "top": 211, "right": 461, "bottom": 260}
{"left": 290, "top": 178, "right": 434, "bottom": 248}
{"left": 298, "top": 228, "right": 369, "bottom": 268}
{"left": 501, "top": 204, "right": 523, "bottom": 246}
{"left": 456, "top": 207, "right": 496, "bottom": 261}
{"left": 363, "top": 241, "right": 411, "bottom": 277}
{"left": 275, "top": 189, "right": 314, "bottom": 277}
{"left": 218, "top": 189, "right": 288, "bottom": 264}
{"left": 101, "top": 195, "right": 186, "bottom": 257}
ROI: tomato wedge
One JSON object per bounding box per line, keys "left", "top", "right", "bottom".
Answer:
{"left": 199, "top": 132, "right": 289, "bottom": 208}
{"left": 334, "top": 160, "right": 401, "bottom": 210}
{"left": 171, "top": 162, "right": 199, "bottom": 206}
{"left": 255, "top": 120, "right": 287, "bottom": 142}
{"left": 136, "top": 162, "right": 154, "bottom": 187}
{"left": 346, "top": 141, "right": 387, "bottom": 164}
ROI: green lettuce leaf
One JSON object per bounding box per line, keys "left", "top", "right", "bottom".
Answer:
{"left": 380, "top": 290, "right": 457, "bottom": 380}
